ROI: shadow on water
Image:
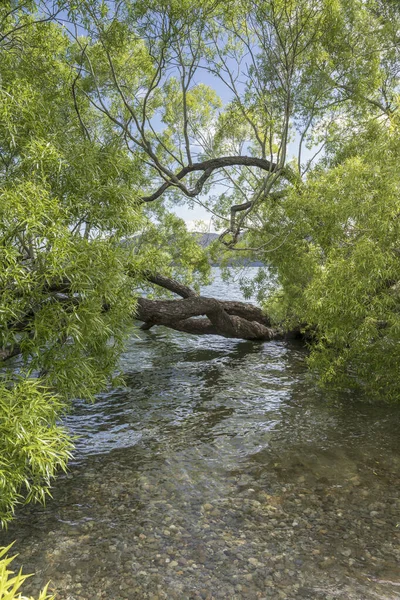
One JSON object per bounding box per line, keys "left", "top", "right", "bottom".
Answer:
{"left": 2, "top": 270, "right": 400, "bottom": 600}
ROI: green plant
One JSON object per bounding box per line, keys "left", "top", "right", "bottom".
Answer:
{"left": 0, "top": 545, "right": 54, "bottom": 600}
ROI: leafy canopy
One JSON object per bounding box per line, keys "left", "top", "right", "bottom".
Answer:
{"left": 1, "top": 0, "right": 400, "bottom": 525}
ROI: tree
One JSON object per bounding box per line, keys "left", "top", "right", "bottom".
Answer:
{"left": 0, "top": 3, "right": 146, "bottom": 525}
{"left": 0, "top": 0, "right": 399, "bottom": 524}
{"left": 263, "top": 118, "right": 400, "bottom": 401}
{"left": 0, "top": 0, "right": 213, "bottom": 525}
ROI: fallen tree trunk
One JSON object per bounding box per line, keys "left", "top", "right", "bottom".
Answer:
{"left": 136, "top": 274, "right": 298, "bottom": 341}
{"left": 136, "top": 296, "right": 281, "bottom": 340}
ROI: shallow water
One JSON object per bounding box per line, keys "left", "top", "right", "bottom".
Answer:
{"left": 2, "top": 269, "right": 400, "bottom": 599}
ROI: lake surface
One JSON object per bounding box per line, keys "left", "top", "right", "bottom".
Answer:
{"left": 2, "top": 268, "right": 400, "bottom": 600}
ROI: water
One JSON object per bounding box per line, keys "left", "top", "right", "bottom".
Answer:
{"left": 2, "top": 269, "right": 400, "bottom": 600}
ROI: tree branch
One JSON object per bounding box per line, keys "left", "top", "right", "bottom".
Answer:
{"left": 141, "top": 155, "right": 294, "bottom": 202}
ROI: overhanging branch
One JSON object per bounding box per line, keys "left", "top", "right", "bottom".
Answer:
{"left": 141, "top": 155, "right": 294, "bottom": 203}
{"left": 137, "top": 273, "right": 291, "bottom": 340}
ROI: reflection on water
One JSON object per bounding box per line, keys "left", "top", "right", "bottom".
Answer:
{"left": 2, "top": 269, "right": 400, "bottom": 600}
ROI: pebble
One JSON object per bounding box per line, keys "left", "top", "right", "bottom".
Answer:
{"left": 168, "top": 561, "right": 178, "bottom": 568}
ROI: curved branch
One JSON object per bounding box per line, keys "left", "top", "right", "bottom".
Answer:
{"left": 141, "top": 155, "right": 294, "bottom": 202}
{"left": 143, "top": 273, "right": 270, "bottom": 324}
{"left": 135, "top": 270, "right": 278, "bottom": 340}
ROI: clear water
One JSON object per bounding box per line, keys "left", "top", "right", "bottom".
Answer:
{"left": 2, "top": 269, "right": 400, "bottom": 600}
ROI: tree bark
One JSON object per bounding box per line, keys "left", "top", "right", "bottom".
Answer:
{"left": 136, "top": 274, "right": 296, "bottom": 341}
{"left": 141, "top": 156, "right": 279, "bottom": 202}
{"left": 136, "top": 296, "right": 281, "bottom": 340}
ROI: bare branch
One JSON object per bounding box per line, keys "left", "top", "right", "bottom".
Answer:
{"left": 141, "top": 155, "right": 295, "bottom": 202}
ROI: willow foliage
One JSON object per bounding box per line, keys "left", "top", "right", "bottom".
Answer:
{"left": 0, "top": 7, "right": 143, "bottom": 524}
{"left": 263, "top": 118, "right": 400, "bottom": 400}
{"left": 0, "top": 544, "right": 54, "bottom": 600}
{"left": 1, "top": 0, "right": 399, "bottom": 527}
{"left": 0, "top": 1, "right": 212, "bottom": 524}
